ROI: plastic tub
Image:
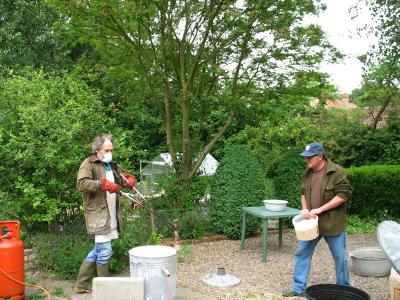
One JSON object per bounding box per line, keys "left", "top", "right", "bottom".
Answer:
{"left": 292, "top": 214, "right": 319, "bottom": 241}
{"left": 306, "top": 284, "right": 370, "bottom": 300}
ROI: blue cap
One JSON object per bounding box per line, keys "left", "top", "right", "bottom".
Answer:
{"left": 299, "top": 143, "right": 325, "bottom": 157}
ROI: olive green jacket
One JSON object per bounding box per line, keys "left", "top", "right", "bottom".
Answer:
{"left": 76, "top": 154, "right": 125, "bottom": 235}
{"left": 300, "top": 159, "right": 352, "bottom": 236}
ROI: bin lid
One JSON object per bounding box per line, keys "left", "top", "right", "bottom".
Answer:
{"left": 377, "top": 220, "right": 400, "bottom": 273}
{"left": 129, "top": 245, "right": 176, "bottom": 258}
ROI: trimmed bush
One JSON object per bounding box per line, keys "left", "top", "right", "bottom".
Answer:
{"left": 209, "top": 145, "right": 266, "bottom": 239}
{"left": 179, "top": 208, "right": 208, "bottom": 239}
{"left": 271, "top": 147, "right": 305, "bottom": 209}
{"left": 346, "top": 165, "right": 400, "bottom": 219}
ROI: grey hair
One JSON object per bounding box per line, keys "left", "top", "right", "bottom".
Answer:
{"left": 92, "top": 134, "right": 114, "bottom": 154}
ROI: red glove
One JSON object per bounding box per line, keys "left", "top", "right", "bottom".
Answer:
{"left": 122, "top": 173, "right": 137, "bottom": 189}
{"left": 101, "top": 178, "right": 121, "bottom": 194}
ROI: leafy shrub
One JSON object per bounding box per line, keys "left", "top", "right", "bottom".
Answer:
{"left": 29, "top": 206, "right": 149, "bottom": 278}
{"left": 346, "top": 215, "right": 380, "bottom": 235}
{"left": 346, "top": 165, "right": 400, "bottom": 219}
{"left": 147, "top": 232, "right": 164, "bottom": 245}
{"left": 0, "top": 70, "right": 130, "bottom": 230}
{"left": 316, "top": 109, "right": 400, "bottom": 168}
{"left": 209, "top": 145, "right": 266, "bottom": 239}
{"left": 29, "top": 228, "right": 92, "bottom": 280}
{"left": 109, "top": 229, "right": 139, "bottom": 273}
{"left": 270, "top": 147, "right": 305, "bottom": 209}
{"left": 179, "top": 209, "right": 208, "bottom": 240}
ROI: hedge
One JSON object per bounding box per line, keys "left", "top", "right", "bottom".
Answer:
{"left": 270, "top": 147, "right": 305, "bottom": 209}
{"left": 346, "top": 165, "right": 400, "bottom": 219}
{"left": 209, "top": 145, "right": 266, "bottom": 239}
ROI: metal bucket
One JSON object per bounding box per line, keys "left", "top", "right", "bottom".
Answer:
{"left": 129, "top": 245, "right": 177, "bottom": 300}
{"left": 349, "top": 247, "right": 392, "bottom": 277}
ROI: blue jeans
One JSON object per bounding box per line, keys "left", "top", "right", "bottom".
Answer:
{"left": 85, "top": 242, "right": 113, "bottom": 265}
{"left": 291, "top": 230, "right": 350, "bottom": 294}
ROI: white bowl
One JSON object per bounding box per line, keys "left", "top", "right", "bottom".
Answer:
{"left": 263, "top": 199, "right": 288, "bottom": 211}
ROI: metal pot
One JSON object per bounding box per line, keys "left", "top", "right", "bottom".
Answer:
{"left": 349, "top": 247, "right": 392, "bottom": 277}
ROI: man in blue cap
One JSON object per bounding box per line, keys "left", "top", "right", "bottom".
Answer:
{"left": 282, "top": 142, "right": 352, "bottom": 297}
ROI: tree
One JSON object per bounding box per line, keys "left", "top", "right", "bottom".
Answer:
{"left": 353, "top": 62, "right": 399, "bottom": 131}
{"left": 366, "top": 0, "right": 400, "bottom": 70}
{"left": 353, "top": 1, "right": 400, "bottom": 129}
{"left": 0, "top": 70, "right": 123, "bottom": 228}
{"left": 0, "top": 0, "right": 72, "bottom": 74}
{"left": 48, "top": 0, "right": 340, "bottom": 206}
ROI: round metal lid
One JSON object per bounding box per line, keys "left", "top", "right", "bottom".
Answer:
{"left": 377, "top": 220, "right": 400, "bottom": 273}
{"left": 202, "top": 268, "right": 240, "bottom": 288}
{"left": 128, "top": 245, "right": 176, "bottom": 258}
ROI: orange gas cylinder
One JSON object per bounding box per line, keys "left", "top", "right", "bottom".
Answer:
{"left": 0, "top": 221, "right": 25, "bottom": 300}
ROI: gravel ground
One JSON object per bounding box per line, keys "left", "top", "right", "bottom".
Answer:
{"left": 177, "top": 231, "right": 390, "bottom": 300}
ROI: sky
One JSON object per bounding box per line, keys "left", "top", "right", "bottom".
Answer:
{"left": 312, "top": 0, "right": 378, "bottom": 94}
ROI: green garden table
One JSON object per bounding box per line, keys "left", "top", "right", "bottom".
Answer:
{"left": 240, "top": 206, "right": 300, "bottom": 262}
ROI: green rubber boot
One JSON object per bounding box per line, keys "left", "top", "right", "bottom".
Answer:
{"left": 74, "top": 260, "right": 96, "bottom": 293}
{"left": 96, "top": 263, "right": 110, "bottom": 277}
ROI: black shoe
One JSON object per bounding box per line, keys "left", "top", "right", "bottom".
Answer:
{"left": 282, "top": 288, "right": 305, "bottom": 297}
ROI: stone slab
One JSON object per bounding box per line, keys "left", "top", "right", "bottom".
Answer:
{"left": 92, "top": 277, "right": 144, "bottom": 300}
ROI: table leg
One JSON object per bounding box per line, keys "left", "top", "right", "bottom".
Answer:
{"left": 262, "top": 219, "right": 268, "bottom": 262}
{"left": 240, "top": 211, "right": 247, "bottom": 250}
{"left": 278, "top": 218, "right": 283, "bottom": 248}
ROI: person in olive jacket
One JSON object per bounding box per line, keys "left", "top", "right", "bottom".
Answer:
{"left": 74, "top": 134, "right": 136, "bottom": 293}
{"left": 283, "top": 142, "right": 352, "bottom": 297}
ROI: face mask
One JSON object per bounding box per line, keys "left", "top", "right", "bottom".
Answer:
{"left": 101, "top": 152, "right": 113, "bottom": 163}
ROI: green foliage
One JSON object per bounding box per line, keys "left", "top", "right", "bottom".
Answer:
{"left": 270, "top": 148, "right": 305, "bottom": 209}
{"left": 0, "top": 0, "right": 72, "bottom": 74}
{"left": 29, "top": 213, "right": 142, "bottom": 278}
{"left": 122, "top": 206, "right": 153, "bottom": 247}
{"left": 29, "top": 228, "right": 93, "bottom": 280}
{"left": 209, "top": 145, "right": 266, "bottom": 239}
{"left": 177, "top": 243, "right": 194, "bottom": 263}
{"left": 264, "top": 178, "right": 276, "bottom": 199}
{"left": 0, "top": 70, "right": 137, "bottom": 230}
{"left": 224, "top": 92, "right": 325, "bottom": 175}
{"left": 47, "top": 0, "right": 341, "bottom": 208}
{"left": 179, "top": 209, "right": 208, "bottom": 240}
{"left": 346, "top": 215, "right": 380, "bottom": 235}
{"left": 346, "top": 165, "right": 400, "bottom": 219}
{"left": 109, "top": 229, "right": 138, "bottom": 273}
{"left": 147, "top": 232, "right": 164, "bottom": 245}
{"left": 365, "top": 0, "right": 400, "bottom": 77}
{"left": 182, "top": 176, "right": 214, "bottom": 209}
{"left": 51, "top": 287, "right": 68, "bottom": 298}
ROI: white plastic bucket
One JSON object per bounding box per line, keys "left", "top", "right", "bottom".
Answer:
{"left": 292, "top": 214, "right": 319, "bottom": 241}
{"left": 129, "top": 245, "right": 177, "bottom": 300}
